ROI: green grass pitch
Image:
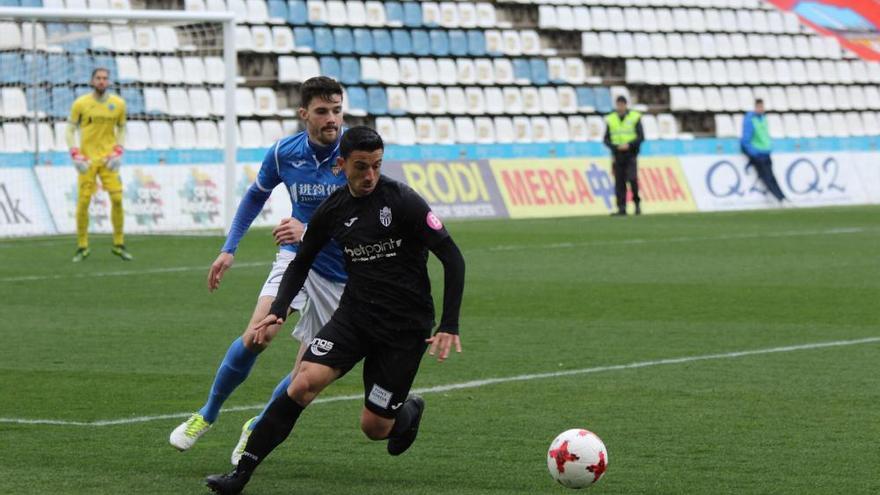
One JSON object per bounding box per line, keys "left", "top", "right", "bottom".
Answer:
{"left": 1, "top": 205, "right": 878, "bottom": 494}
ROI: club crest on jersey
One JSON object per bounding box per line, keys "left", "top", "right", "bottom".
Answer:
{"left": 379, "top": 206, "right": 392, "bottom": 227}
{"left": 108, "top": 103, "right": 115, "bottom": 111}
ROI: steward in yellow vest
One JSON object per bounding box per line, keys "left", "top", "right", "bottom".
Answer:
{"left": 603, "top": 96, "right": 644, "bottom": 216}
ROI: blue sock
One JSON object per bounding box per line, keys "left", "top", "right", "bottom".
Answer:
{"left": 249, "top": 372, "right": 293, "bottom": 432}
{"left": 198, "top": 337, "right": 258, "bottom": 423}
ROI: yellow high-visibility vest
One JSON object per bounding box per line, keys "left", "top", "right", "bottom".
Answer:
{"left": 605, "top": 110, "right": 641, "bottom": 146}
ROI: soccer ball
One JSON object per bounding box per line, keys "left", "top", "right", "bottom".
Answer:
{"left": 547, "top": 428, "right": 608, "bottom": 489}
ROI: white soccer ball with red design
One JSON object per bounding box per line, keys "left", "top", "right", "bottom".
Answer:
{"left": 547, "top": 428, "right": 608, "bottom": 489}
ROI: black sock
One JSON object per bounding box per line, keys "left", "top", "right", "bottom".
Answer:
{"left": 236, "top": 393, "right": 305, "bottom": 475}
{"left": 388, "top": 400, "right": 417, "bottom": 438}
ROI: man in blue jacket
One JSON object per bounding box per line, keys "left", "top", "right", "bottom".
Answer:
{"left": 741, "top": 99, "right": 787, "bottom": 203}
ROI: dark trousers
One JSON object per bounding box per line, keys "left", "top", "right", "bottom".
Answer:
{"left": 612, "top": 153, "right": 640, "bottom": 212}
{"left": 748, "top": 154, "right": 786, "bottom": 201}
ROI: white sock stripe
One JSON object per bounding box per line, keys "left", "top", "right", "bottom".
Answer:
{"left": 1, "top": 336, "right": 876, "bottom": 427}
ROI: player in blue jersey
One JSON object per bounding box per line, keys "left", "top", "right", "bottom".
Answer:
{"left": 170, "top": 77, "right": 348, "bottom": 463}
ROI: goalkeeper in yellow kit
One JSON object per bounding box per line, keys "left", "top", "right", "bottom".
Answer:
{"left": 67, "top": 67, "right": 132, "bottom": 262}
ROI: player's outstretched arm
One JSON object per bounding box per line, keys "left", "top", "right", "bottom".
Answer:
{"left": 426, "top": 237, "right": 466, "bottom": 362}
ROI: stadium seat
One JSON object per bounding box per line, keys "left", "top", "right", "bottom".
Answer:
{"left": 319, "top": 56, "right": 341, "bottom": 80}
{"left": 453, "top": 117, "right": 475, "bottom": 144}
{"left": 814, "top": 113, "right": 834, "bottom": 138}
{"left": 252, "top": 26, "right": 274, "bottom": 53}
{"left": 374, "top": 117, "right": 396, "bottom": 143}
{"left": 324, "top": 0, "right": 346, "bottom": 25}
{"left": 502, "top": 87, "right": 523, "bottom": 115}
{"left": 861, "top": 112, "right": 879, "bottom": 135}
{"left": 472, "top": 117, "right": 494, "bottom": 144}
{"left": 339, "top": 57, "right": 359, "bottom": 85}
{"left": 288, "top": 0, "right": 308, "bottom": 25}
{"left": 1, "top": 123, "right": 29, "bottom": 152}
{"left": 593, "top": 87, "right": 612, "bottom": 114}
{"left": 413, "top": 117, "right": 435, "bottom": 144}
{"left": 367, "top": 86, "right": 387, "bottom": 114}
{"left": 714, "top": 114, "right": 737, "bottom": 138}
{"left": 429, "top": 29, "right": 449, "bottom": 56}
{"left": 398, "top": 57, "right": 419, "bottom": 85}
{"left": 239, "top": 120, "right": 263, "bottom": 147}
{"left": 547, "top": 58, "right": 565, "bottom": 84}
{"left": 485, "top": 87, "right": 504, "bottom": 115}
{"left": 166, "top": 88, "right": 191, "bottom": 117}
{"left": 378, "top": 57, "right": 400, "bottom": 85}
{"left": 445, "top": 87, "right": 466, "bottom": 115}
{"left": 521, "top": 87, "right": 539, "bottom": 115}
{"left": 161, "top": 56, "right": 185, "bottom": 84}
{"left": 381, "top": 1, "right": 400, "bottom": 26}
{"left": 394, "top": 117, "right": 417, "bottom": 145}
{"left": 371, "top": 29, "right": 391, "bottom": 55}
{"left": 187, "top": 88, "right": 211, "bottom": 118}
{"left": 307, "top": 0, "right": 327, "bottom": 24}
{"left": 564, "top": 58, "right": 586, "bottom": 85}
{"left": 349, "top": 1, "right": 372, "bottom": 27}
{"left": 116, "top": 56, "right": 139, "bottom": 83}
{"left": 429, "top": 117, "right": 451, "bottom": 144}
{"left": 254, "top": 88, "right": 279, "bottom": 116}
{"left": 50, "top": 87, "right": 75, "bottom": 118}
{"left": 575, "top": 87, "right": 595, "bottom": 112}
{"left": 267, "top": 0, "right": 287, "bottom": 21}
{"left": 457, "top": 59, "right": 476, "bottom": 85}
{"left": 439, "top": 2, "right": 459, "bottom": 29}
{"left": 148, "top": 121, "right": 173, "bottom": 149}
{"left": 538, "top": 87, "right": 559, "bottom": 114}
{"left": 210, "top": 88, "right": 224, "bottom": 116}
{"left": 449, "top": 30, "right": 467, "bottom": 57}
{"left": 298, "top": 56, "right": 320, "bottom": 79}
{"left": 171, "top": 120, "right": 197, "bottom": 149}
{"left": 261, "top": 120, "right": 284, "bottom": 146}
{"left": 474, "top": 58, "right": 494, "bottom": 85}
{"left": 568, "top": 116, "right": 588, "bottom": 142}
{"left": 182, "top": 57, "right": 206, "bottom": 84}
{"left": 391, "top": 29, "right": 412, "bottom": 55}
{"left": 529, "top": 59, "right": 548, "bottom": 86}
{"left": 437, "top": 58, "right": 457, "bottom": 85}
{"left": 193, "top": 120, "right": 219, "bottom": 149}
{"left": 796, "top": 113, "right": 816, "bottom": 138}
{"left": 386, "top": 87, "right": 406, "bottom": 115}
{"left": 425, "top": 87, "right": 446, "bottom": 115}
{"left": 830, "top": 113, "right": 849, "bottom": 138}
{"left": 493, "top": 117, "right": 514, "bottom": 143}
{"left": 641, "top": 114, "right": 660, "bottom": 141}
{"left": 143, "top": 87, "right": 167, "bottom": 115}
{"left": 657, "top": 114, "right": 678, "bottom": 140}
{"left": 204, "top": 57, "right": 225, "bottom": 84}
{"left": 530, "top": 117, "right": 551, "bottom": 143}
{"left": 512, "top": 59, "right": 531, "bottom": 84}
{"left": 410, "top": 29, "right": 430, "bottom": 56}
{"left": 465, "top": 87, "right": 486, "bottom": 116}
{"left": 485, "top": 30, "right": 502, "bottom": 56}
{"left": 313, "top": 27, "right": 334, "bottom": 54}
{"left": 346, "top": 86, "right": 367, "bottom": 116}
{"left": 277, "top": 56, "right": 300, "bottom": 82}
{"left": 403, "top": 1, "right": 421, "bottom": 27}
{"left": 418, "top": 58, "right": 439, "bottom": 85}
{"left": 406, "top": 87, "right": 427, "bottom": 114}
{"left": 236, "top": 88, "right": 255, "bottom": 116}
{"left": 458, "top": 2, "right": 476, "bottom": 29}
{"left": 833, "top": 86, "right": 851, "bottom": 110}
{"left": 513, "top": 117, "right": 532, "bottom": 143}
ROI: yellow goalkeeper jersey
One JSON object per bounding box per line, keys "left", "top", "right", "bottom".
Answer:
{"left": 69, "top": 93, "right": 126, "bottom": 161}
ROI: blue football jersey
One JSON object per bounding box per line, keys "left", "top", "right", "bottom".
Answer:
{"left": 255, "top": 130, "right": 348, "bottom": 283}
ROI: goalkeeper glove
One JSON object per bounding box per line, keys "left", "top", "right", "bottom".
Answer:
{"left": 70, "top": 148, "right": 89, "bottom": 174}
{"left": 105, "top": 145, "right": 123, "bottom": 172}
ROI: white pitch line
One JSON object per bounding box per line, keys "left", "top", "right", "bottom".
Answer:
{"left": 2, "top": 227, "right": 874, "bottom": 283}
{"left": 1, "top": 336, "right": 877, "bottom": 427}
{"left": 486, "top": 227, "right": 871, "bottom": 252}
{"left": 0, "top": 261, "right": 268, "bottom": 283}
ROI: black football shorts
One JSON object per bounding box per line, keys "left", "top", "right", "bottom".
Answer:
{"left": 302, "top": 315, "right": 429, "bottom": 418}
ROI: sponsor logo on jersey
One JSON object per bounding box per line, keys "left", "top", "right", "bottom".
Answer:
{"left": 344, "top": 238, "right": 403, "bottom": 262}
{"left": 390, "top": 402, "right": 404, "bottom": 410}
{"left": 309, "top": 337, "right": 334, "bottom": 357}
{"left": 426, "top": 211, "right": 443, "bottom": 230}
{"left": 289, "top": 159, "right": 310, "bottom": 169}
{"left": 368, "top": 384, "right": 393, "bottom": 409}
{"left": 344, "top": 216, "right": 358, "bottom": 227}
{"left": 379, "top": 206, "right": 392, "bottom": 227}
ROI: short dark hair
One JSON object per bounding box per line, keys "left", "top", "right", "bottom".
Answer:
{"left": 755, "top": 98, "right": 764, "bottom": 105}
{"left": 299, "top": 76, "right": 343, "bottom": 108}
{"left": 91, "top": 67, "right": 109, "bottom": 79}
{"left": 340, "top": 126, "right": 384, "bottom": 159}
{"left": 616, "top": 95, "right": 627, "bottom": 104}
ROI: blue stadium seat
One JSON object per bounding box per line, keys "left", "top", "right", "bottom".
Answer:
{"left": 594, "top": 87, "right": 613, "bottom": 114}
{"left": 313, "top": 28, "right": 334, "bottom": 54}
{"left": 332, "top": 28, "right": 353, "bottom": 54}
{"left": 23, "top": 53, "right": 49, "bottom": 83}
{"left": 65, "top": 24, "right": 90, "bottom": 53}
{"left": 70, "top": 54, "right": 94, "bottom": 84}
{"left": 20, "top": 0, "right": 41, "bottom": 5}
{"left": 293, "top": 27, "right": 314, "bottom": 51}
{"left": 120, "top": 87, "right": 145, "bottom": 114}
{"left": 367, "top": 87, "right": 387, "bottom": 115}
{"left": 51, "top": 86, "right": 75, "bottom": 118}
{"left": 346, "top": 86, "right": 367, "bottom": 114}
{"left": 411, "top": 29, "right": 430, "bottom": 56}
{"left": 403, "top": 2, "right": 421, "bottom": 27}
{"left": 26, "top": 87, "right": 50, "bottom": 114}
{"left": 576, "top": 87, "right": 595, "bottom": 109}
{"left": 319, "top": 56, "right": 341, "bottom": 80}
{"left": 287, "top": 0, "right": 308, "bottom": 25}
{"left": 45, "top": 22, "right": 65, "bottom": 41}
{"left": 47, "top": 54, "right": 71, "bottom": 84}
{"left": 391, "top": 29, "right": 412, "bottom": 56}
{"left": 352, "top": 28, "right": 373, "bottom": 55}
{"left": 429, "top": 30, "right": 449, "bottom": 56}
{"left": 467, "top": 31, "right": 486, "bottom": 56}
{"left": 0, "top": 53, "right": 20, "bottom": 84}
{"left": 93, "top": 55, "right": 117, "bottom": 77}
{"left": 372, "top": 29, "right": 392, "bottom": 56}
{"left": 385, "top": 2, "right": 404, "bottom": 26}
{"left": 0, "top": 0, "right": 20, "bottom": 7}
{"left": 448, "top": 30, "right": 467, "bottom": 57}
{"left": 513, "top": 59, "right": 531, "bottom": 83}
{"left": 529, "top": 58, "right": 549, "bottom": 86}
{"left": 267, "top": 0, "right": 287, "bottom": 20}
{"left": 339, "top": 57, "right": 360, "bottom": 85}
